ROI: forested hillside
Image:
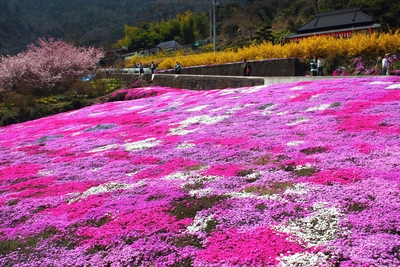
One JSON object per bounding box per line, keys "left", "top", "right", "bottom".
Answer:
{"left": 0, "top": 0, "right": 399, "bottom": 55}
{"left": 0, "top": 0, "right": 214, "bottom": 54}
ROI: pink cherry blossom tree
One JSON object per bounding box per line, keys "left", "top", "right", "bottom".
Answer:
{"left": 0, "top": 38, "right": 104, "bottom": 95}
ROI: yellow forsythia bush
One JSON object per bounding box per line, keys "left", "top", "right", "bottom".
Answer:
{"left": 153, "top": 31, "right": 400, "bottom": 70}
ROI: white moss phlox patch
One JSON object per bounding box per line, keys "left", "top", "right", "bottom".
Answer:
{"left": 68, "top": 182, "right": 133, "bottom": 203}
{"left": 386, "top": 84, "right": 400, "bottom": 90}
{"left": 287, "top": 140, "right": 305, "bottom": 146}
{"left": 87, "top": 144, "right": 118, "bottom": 153}
{"left": 278, "top": 251, "right": 333, "bottom": 267}
{"left": 290, "top": 86, "right": 305, "bottom": 91}
{"left": 286, "top": 117, "right": 308, "bottom": 126}
{"left": 186, "top": 105, "right": 210, "bottom": 112}
{"left": 124, "top": 138, "right": 161, "bottom": 151}
{"left": 306, "top": 104, "right": 331, "bottom": 112}
{"left": 276, "top": 202, "right": 343, "bottom": 247}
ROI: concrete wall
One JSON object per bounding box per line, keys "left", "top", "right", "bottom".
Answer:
{"left": 159, "top": 58, "right": 308, "bottom": 76}
{"left": 101, "top": 73, "right": 265, "bottom": 90}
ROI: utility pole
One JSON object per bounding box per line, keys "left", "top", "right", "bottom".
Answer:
{"left": 213, "top": 1, "right": 216, "bottom": 52}
{"left": 209, "top": 6, "right": 213, "bottom": 44}
{"left": 211, "top": 1, "right": 220, "bottom": 52}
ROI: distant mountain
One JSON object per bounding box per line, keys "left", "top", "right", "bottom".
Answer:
{"left": 0, "top": 0, "right": 398, "bottom": 55}
{"left": 0, "top": 0, "right": 216, "bottom": 54}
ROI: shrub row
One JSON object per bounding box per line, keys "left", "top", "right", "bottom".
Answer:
{"left": 127, "top": 32, "right": 400, "bottom": 71}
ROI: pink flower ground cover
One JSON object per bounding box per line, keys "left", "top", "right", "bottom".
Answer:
{"left": 1, "top": 77, "right": 400, "bottom": 266}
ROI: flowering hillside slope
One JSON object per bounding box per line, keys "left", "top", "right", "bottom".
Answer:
{"left": 1, "top": 77, "right": 400, "bottom": 267}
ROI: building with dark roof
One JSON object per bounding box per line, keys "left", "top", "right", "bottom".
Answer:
{"left": 155, "top": 40, "right": 183, "bottom": 52}
{"left": 285, "top": 7, "right": 381, "bottom": 41}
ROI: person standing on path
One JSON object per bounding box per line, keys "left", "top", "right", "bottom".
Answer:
{"left": 139, "top": 62, "right": 144, "bottom": 75}
{"left": 385, "top": 53, "right": 392, "bottom": 75}
{"left": 242, "top": 59, "right": 249, "bottom": 76}
{"left": 317, "top": 55, "right": 325, "bottom": 76}
{"left": 310, "top": 55, "right": 318, "bottom": 76}
{"left": 375, "top": 56, "right": 382, "bottom": 74}
{"left": 246, "top": 62, "right": 252, "bottom": 76}
{"left": 174, "top": 62, "right": 182, "bottom": 74}
{"left": 382, "top": 54, "right": 388, "bottom": 75}
{"left": 175, "top": 62, "right": 179, "bottom": 74}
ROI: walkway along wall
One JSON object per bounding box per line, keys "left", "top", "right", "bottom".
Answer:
{"left": 103, "top": 73, "right": 338, "bottom": 90}
{"left": 101, "top": 58, "right": 313, "bottom": 90}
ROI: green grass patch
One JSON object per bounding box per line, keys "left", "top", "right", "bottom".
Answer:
{"left": 7, "top": 199, "right": 19, "bottom": 206}
{"left": 347, "top": 202, "right": 368, "bottom": 213}
{"left": 204, "top": 219, "right": 218, "bottom": 234}
{"left": 0, "top": 227, "right": 57, "bottom": 255}
{"left": 258, "top": 103, "right": 274, "bottom": 110}
{"left": 185, "top": 164, "right": 206, "bottom": 171}
{"left": 280, "top": 163, "right": 317, "bottom": 177}
{"left": 330, "top": 102, "right": 342, "bottom": 108}
{"left": 171, "top": 234, "right": 203, "bottom": 249}
{"left": 85, "top": 216, "right": 110, "bottom": 227}
{"left": 146, "top": 194, "right": 166, "bottom": 201}
{"left": 0, "top": 77, "right": 123, "bottom": 127}
{"left": 171, "top": 258, "right": 194, "bottom": 267}
{"left": 255, "top": 203, "right": 267, "bottom": 212}
{"left": 170, "top": 195, "right": 228, "bottom": 220}
{"left": 236, "top": 169, "right": 254, "bottom": 177}
{"left": 300, "top": 147, "right": 327, "bottom": 155}
{"left": 182, "top": 181, "right": 205, "bottom": 191}
{"left": 254, "top": 153, "right": 288, "bottom": 167}
{"left": 293, "top": 167, "right": 317, "bottom": 177}
{"left": 86, "top": 244, "right": 108, "bottom": 255}
{"left": 244, "top": 181, "right": 293, "bottom": 195}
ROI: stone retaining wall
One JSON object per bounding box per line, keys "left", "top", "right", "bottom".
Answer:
{"left": 151, "top": 74, "right": 266, "bottom": 90}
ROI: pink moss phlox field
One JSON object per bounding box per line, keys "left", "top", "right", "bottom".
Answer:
{"left": 197, "top": 227, "right": 306, "bottom": 266}
{"left": 0, "top": 77, "right": 400, "bottom": 266}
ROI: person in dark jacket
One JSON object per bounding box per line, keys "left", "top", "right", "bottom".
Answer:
{"left": 242, "top": 59, "right": 249, "bottom": 76}
{"left": 139, "top": 62, "right": 144, "bottom": 75}
{"left": 310, "top": 55, "right": 317, "bottom": 76}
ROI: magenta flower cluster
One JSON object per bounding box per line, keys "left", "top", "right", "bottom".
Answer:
{"left": 332, "top": 66, "right": 350, "bottom": 76}
{"left": 0, "top": 77, "right": 400, "bottom": 266}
